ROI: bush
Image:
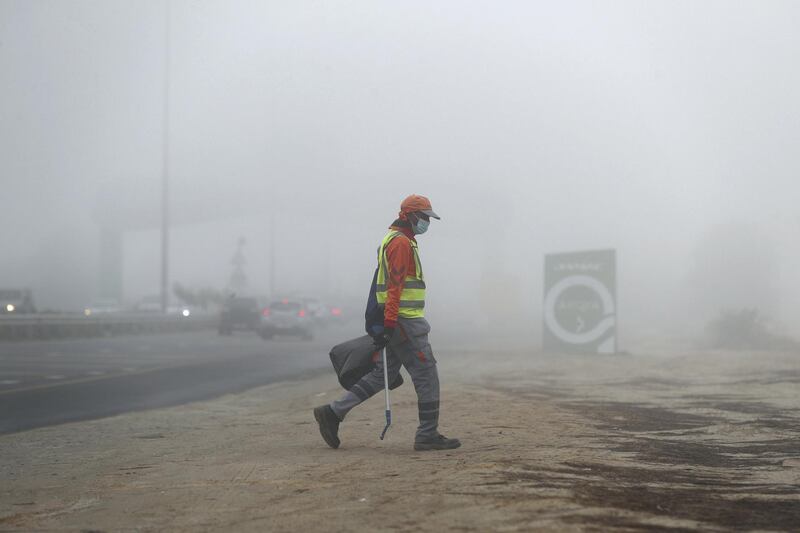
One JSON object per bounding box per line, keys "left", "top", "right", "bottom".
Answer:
{"left": 705, "top": 309, "right": 797, "bottom": 350}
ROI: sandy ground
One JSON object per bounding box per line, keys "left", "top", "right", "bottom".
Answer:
{"left": 1, "top": 346, "right": 799, "bottom": 532}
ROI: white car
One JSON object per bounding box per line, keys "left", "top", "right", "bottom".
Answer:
{"left": 259, "top": 300, "right": 314, "bottom": 340}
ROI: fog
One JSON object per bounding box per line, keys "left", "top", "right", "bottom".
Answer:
{"left": 2, "top": 0, "right": 799, "bottom": 345}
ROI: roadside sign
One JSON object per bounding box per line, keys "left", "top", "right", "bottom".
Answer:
{"left": 543, "top": 250, "right": 616, "bottom": 354}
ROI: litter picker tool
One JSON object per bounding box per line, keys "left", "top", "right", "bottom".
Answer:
{"left": 378, "top": 328, "right": 424, "bottom": 440}
{"left": 379, "top": 346, "right": 392, "bottom": 439}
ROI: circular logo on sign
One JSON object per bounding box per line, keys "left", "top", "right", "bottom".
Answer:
{"left": 544, "top": 275, "right": 615, "bottom": 344}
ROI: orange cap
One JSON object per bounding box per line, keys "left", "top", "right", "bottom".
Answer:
{"left": 399, "top": 194, "right": 441, "bottom": 220}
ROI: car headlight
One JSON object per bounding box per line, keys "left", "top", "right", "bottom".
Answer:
{"left": 182, "top": 309, "right": 190, "bottom": 317}
{"left": 6, "top": 304, "right": 14, "bottom": 312}
{"left": 84, "top": 308, "right": 92, "bottom": 316}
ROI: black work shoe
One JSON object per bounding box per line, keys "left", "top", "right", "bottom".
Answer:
{"left": 414, "top": 434, "right": 461, "bottom": 451}
{"left": 313, "top": 405, "right": 341, "bottom": 449}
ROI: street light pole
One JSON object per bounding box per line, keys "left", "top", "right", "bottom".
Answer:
{"left": 160, "top": 0, "right": 171, "bottom": 314}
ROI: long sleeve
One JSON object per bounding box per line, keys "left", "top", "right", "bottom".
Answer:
{"left": 383, "top": 236, "right": 414, "bottom": 328}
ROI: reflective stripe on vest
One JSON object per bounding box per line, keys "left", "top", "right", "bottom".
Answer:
{"left": 375, "top": 231, "right": 426, "bottom": 318}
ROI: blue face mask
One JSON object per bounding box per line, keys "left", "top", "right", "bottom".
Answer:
{"left": 413, "top": 218, "right": 430, "bottom": 235}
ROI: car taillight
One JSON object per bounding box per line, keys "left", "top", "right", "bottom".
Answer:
{"left": 298, "top": 309, "right": 306, "bottom": 317}
{"left": 262, "top": 308, "right": 271, "bottom": 317}
{"left": 331, "top": 307, "right": 342, "bottom": 316}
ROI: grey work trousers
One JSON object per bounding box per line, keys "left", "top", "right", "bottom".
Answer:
{"left": 330, "top": 318, "right": 440, "bottom": 441}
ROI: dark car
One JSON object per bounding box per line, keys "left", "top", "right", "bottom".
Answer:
{"left": 218, "top": 296, "right": 260, "bottom": 335}
{"left": 259, "top": 300, "right": 314, "bottom": 340}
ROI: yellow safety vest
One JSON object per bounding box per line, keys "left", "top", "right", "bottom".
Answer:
{"left": 375, "top": 231, "right": 426, "bottom": 319}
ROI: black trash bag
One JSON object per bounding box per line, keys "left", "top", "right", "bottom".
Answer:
{"left": 329, "top": 335, "right": 403, "bottom": 391}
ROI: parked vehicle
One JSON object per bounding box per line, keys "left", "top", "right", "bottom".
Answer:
{"left": 218, "top": 296, "right": 260, "bottom": 335}
{"left": 0, "top": 289, "right": 35, "bottom": 314}
{"left": 259, "top": 299, "right": 314, "bottom": 340}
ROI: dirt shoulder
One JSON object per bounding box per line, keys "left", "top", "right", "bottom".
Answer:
{"left": 1, "top": 348, "right": 799, "bottom": 532}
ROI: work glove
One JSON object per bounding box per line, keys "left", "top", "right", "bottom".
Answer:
{"left": 373, "top": 326, "right": 395, "bottom": 350}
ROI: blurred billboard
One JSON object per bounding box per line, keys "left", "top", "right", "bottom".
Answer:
{"left": 543, "top": 250, "right": 616, "bottom": 354}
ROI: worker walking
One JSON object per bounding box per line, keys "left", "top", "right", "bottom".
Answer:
{"left": 314, "top": 195, "right": 461, "bottom": 451}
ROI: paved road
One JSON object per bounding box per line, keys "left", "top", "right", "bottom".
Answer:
{"left": 0, "top": 327, "right": 356, "bottom": 434}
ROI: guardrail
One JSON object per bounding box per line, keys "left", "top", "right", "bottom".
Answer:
{"left": 0, "top": 313, "right": 217, "bottom": 341}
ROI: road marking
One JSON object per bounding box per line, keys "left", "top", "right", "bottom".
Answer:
{"left": 87, "top": 370, "right": 106, "bottom": 376}
{"left": 0, "top": 380, "right": 21, "bottom": 386}
{"left": 0, "top": 363, "right": 184, "bottom": 396}
{"left": 45, "top": 375, "right": 66, "bottom": 380}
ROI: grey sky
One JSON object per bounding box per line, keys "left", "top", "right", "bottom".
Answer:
{"left": 1, "top": 1, "right": 798, "bottom": 336}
